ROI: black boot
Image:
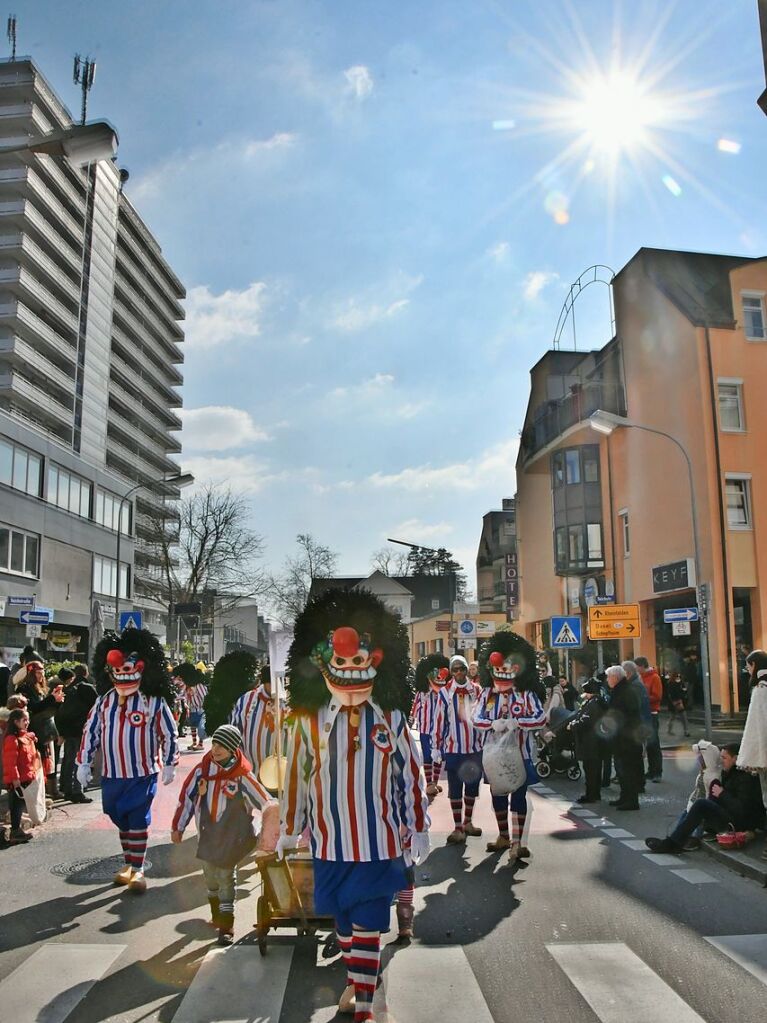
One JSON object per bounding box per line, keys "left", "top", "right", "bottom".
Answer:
{"left": 207, "top": 896, "right": 220, "bottom": 928}
{"left": 217, "top": 911, "right": 234, "bottom": 945}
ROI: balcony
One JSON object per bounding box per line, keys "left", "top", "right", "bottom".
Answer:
{"left": 109, "top": 393, "right": 182, "bottom": 454}
{"left": 107, "top": 417, "right": 180, "bottom": 477}
{"left": 0, "top": 229, "right": 80, "bottom": 306}
{"left": 113, "top": 279, "right": 184, "bottom": 364}
{"left": 0, "top": 299, "right": 76, "bottom": 369}
{"left": 115, "top": 245, "right": 185, "bottom": 336}
{"left": 0, "top": 368, "right": 73, "bottom": 435}
{"left": 0, "top": 265, "right": 79, "bottom": 338}
{"left": 0, "top": 165, "right": 84, "bottom": 246}
{"left": 110, "top": 334, "right": 182, "bottom": 410}
{"left": 0, "top": 198, "right": 82, "bottom": 272}
{"left": 519, "top": 381, "right": 627, "bottom": 466}
{"left": 0, "top": 334, "right": 75, "bottom": 402}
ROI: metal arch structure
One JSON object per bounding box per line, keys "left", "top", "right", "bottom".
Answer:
{"left": 553, "top": 264, "right": 616, "bottom": 351}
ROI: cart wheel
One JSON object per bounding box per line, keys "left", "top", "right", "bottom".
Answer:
{"left": 567, "top": 764, "right": 582, "bottom": 781}
{"left": 536, "top": 760, "right": 551, "bottom": 778}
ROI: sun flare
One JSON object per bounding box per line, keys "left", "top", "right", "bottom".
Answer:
{"left": 572, "top": 71, "right": 664, "bottom": 157}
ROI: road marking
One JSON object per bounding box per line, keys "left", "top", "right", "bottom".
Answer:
{"left": 0, "top": 943, "right": 126, "bottom": 1023}
{"left": 374, "top": 944, "right": 493, "bottom": 1023}
{"left": 643, "top": 853, "right": 684, "bottom": 867}
{"left": 670, "top": 868, "right": 717, "bottom": 884}
{"left": 602, "top": 828, "right": 634, "bottom": 839}
{"left": 547, "top": 942, "right": 706, "bottom": 1022}
{"left": 621, "top": 839, "right": 650, "bottom": 851}
{"left": 173, "top": 945, "right": 293, "bottom": 1022}
{"left": 705, "top": 934, "right": 767, "bottom": 986}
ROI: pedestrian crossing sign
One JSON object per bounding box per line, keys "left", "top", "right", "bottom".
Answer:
{"left": 119, "top": 610, "right": 143, "bottom": 632}
{"left": 550, "top": 615, "right": 583, "bottom": 648}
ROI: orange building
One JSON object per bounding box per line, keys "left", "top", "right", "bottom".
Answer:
{"left": 515, "top": 248, "right": 767, "bottom": 715}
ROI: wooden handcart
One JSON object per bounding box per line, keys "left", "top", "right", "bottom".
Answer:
{"left": 253, "top": 848, "right": 334, "bottom": 955}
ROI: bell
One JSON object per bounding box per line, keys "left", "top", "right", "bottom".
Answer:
{"left": 258, "top": 755, "right": 287, "bottom": 795}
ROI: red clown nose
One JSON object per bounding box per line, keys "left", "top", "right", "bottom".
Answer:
{"left": 332, "top": 627, "right": 360, "bottom": 658}
{"left": 106, "top": 649, "right": 123, "bottom": 668}
{"left": 489, "top": 651, "right": 504, "bottom": 668}
{"left": 437, "top": 667, "right": 449, "bottom": 680}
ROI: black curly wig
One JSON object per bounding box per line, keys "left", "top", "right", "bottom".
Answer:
{"left": 287, "top": 588, "right": 413, "bottom": 713}
{"left": 203, "top": 650, "right": 260, "bottom": 734}
{"left": 414, "top": 652, "right": 450, "bottom": 693}
{"left": 477, "top": 630, "right": 538, "bottom": 693}
{"left": 92, "top": 628, "right": 173, "bottom": 702}
{"left": 173, "top": 662, "right": 207, "bottom": 687}
{"left": 260, "top": 663, "right": 271, "bottom": 687}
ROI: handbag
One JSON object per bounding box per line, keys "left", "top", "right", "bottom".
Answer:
{"left": 716, "top": 825, "right": 747, "bottom": 849}
{"left": 22, "top": 767, "right": 47, "bottom": 826}
{"left": 482, "top": 727, "right": 527, "bottom": 795}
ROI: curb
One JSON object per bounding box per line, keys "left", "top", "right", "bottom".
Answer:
{"left": 701, "top": 840, "right": 767, "bottom": 888}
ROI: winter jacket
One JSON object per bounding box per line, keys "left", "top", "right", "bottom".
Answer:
{"left": 568, "top": 692, "right": 609, "bottom": 761}
{"left": 627, "top": 673, "right": 653, "bottom": 740}
{"left": 0, "top": 663, "right": 9, "bottom": 706}
{"left": 640, "top": 667, "right": 663, "bottom": 714}
{"left": 604, "top": 677, "right": 644, "bottom": 755}
{"left": 15, "top": 682, "right": 59, "bottom": 743}
{"left": 54, "top": 680, "right": 98, "bottom": 739}
{"left": 3, "top": 731, "right": 40, "bottom": 786}
{"left": 713, "top": 765, "right": 766, "bottom": 830}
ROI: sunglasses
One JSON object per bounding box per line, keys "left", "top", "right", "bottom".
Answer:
{"left": 452, "top": 666, "right": 467, "bottom": 672}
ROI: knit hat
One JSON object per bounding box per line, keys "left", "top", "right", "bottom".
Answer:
{"left": 211, "top": 724, "right": 243, "bottom": 755}
{"left": 449, "top": 655, "right": 469, "bottom": 670}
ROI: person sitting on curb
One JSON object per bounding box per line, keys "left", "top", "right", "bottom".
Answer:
{"left": 645, "top": 743, "right": 765, "bottom": 854}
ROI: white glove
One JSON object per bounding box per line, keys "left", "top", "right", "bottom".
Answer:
{"left": 162, "top": 765, "right": 176, "bottom": 786}
{"left": 491, "top": 719, "right": 510, "bottom": 733}
{"left": 410, "top": 831, "right": 430, "bottom": 866}
{"left": 431, "top": 749, "right": 442, "bottom": 765}
{"left": 275, "top": 828, "right": 300, "bottom": 860}
{"left": 76, "top": 764, "right": 92, "bottom": 789}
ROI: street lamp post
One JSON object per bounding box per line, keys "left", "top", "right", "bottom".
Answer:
{"left": 387, "top": 538, "right": 458, "bottom": 655}
{"left": 589, "top": 410, "right": 713, "bottom": 739}
{"left": 113, "top": 472, "right": 194, "bottom": 632}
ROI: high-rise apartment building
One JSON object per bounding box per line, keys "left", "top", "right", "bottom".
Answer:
{"left": 0, "top": 58, "right": 185, "bottom": 660}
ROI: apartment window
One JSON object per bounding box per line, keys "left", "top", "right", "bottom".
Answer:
{"left": 565, "top": 449, "right": 581, "bottom": 484}
{"left": 583, "top": 446, "right": 600, "bottom": 483}
{"left": 0, "top": 524, "right": 39, "bottom": 577}
{"left": 568, "top": 524, "right": 585, "bottom": 562}
{"left": 726, "top": 476, "right": 751, "bottom": 529}
{"left": 95, "top": 489, "right": 131, "bottom": 534}
{"left": 0, "top": 439, "right": 42, "bottom": 497}
{"left": 743, "top": 294, "right": 766, "bottom": 340}
{"left": 717, "top": 381, "right": 745, "bottom": 432}
{"left": 431, "top": 598, "right": 440, "bottom": 610}
{"left": 555, "top": 527, "right": 567, "bottom": 566}
{"left": 47, "top": 464, "right": 92, "bottom": 518}
{"left": 93, "top": 554, "right": 131, "bottom": 598}
{"left": 587, "top": 523, "right": 603, "bottom": 561}
{"left": 552, "top": 451, "right": 565, "bottom": 487}
{"left": 416, "top": 641, "right": 426, "bottom": 659}
{"left": 435, "top": 638, "right": 444, "bottom": 653}
{"left": 619, "top": 510, "right": 630, "bottom": 556}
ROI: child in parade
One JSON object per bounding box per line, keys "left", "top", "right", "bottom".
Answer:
{"left": 77, "top": 630, "right": 179, "bottom": 893}
{"left": 474, "top": 633, "right": 547, "bottom": 861}
{"left": 172, "top": 724, "right": 278, "bottom": 945}
{"left": 431, "top": 654, "right": 485, "bottom": 843}
{"left": 2, "top": 708, "right": 39, "bottom": 843}
{"left": 279, "top": 589, "right": 430, "bottom": 1023}
{"left": 410, "top": 653, "right": 450, "bottom": 799}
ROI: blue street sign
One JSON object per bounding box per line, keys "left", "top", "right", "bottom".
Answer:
{"left": 551, "top": 615, "right": 583, "bottom": 648}
{"left": 119, "top": 610, "right": 143, "bottom": 631}
{"left": 8, "top": 595, "right": 35, "bottom": 606}
{"left": 596, "top": 595, "right": 616, "bottom": 604}
{"left": 19, "top": 608, "right": 53, "bottom": 625}
{"left": 663, "top": 607, "right": 699, "bottom": 623}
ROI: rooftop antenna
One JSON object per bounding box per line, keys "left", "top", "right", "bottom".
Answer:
{"left": 7, "top": 15, "right": 16, "bottom": 60}
{"left": 73, "top": 54, "right": 96, "bottom": 125}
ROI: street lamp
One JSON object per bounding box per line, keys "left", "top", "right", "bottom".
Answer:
{"left": 387, "top": 537, "right": 458, "bottom": 655}
{"left": 0, "top": 120, "right": 119, "bottom": 166}
{"left": 588, "top": 409, "right": 712, "bottom": 739}
{"left": 114, "top": 472, "right": 195, "bottom": 631}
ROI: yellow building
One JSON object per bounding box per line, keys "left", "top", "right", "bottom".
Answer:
{"left": 515, "top": 248, "right": 767, "bottom": 715}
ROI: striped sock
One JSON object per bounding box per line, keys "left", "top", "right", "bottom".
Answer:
{"left": 190, "top": 727, "right": 198, "bottom": 744}
{"left": 118, "top": 830, "right": 131, "bottom": 866}
{"left": 397, "top": 884, "right": 414, "bottom": 906}
{"left": 511, "top": 812, "right": 525, "bottom": 843}
{"left": 349, "top": 928, "right": 380, "bottom": 1023}
{"left": 432, "top": 762, "right": 442, "bottom": 784}
{"left": 124, "top": 829, "right": 148, "bottom": 869}
{"left": 495, "top": 808, "right": 510, "bottom": 839}
{"left": 424, "top": 762, "right": 433, "bottom": 786}
{"left": 337, "top": 930, "right": 353, "bottom": 985}
{"left": 463, "top": 795, "right": 476, "bottom": 824}
{"left": 450, "top": 798, "right": 463, "bottom": 828}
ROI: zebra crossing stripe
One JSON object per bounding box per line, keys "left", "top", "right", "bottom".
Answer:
{"left": 0, "top": 943, "right": 126, "bottom": 1023}
{"left": 705, "top": 934, "right": 767, "bottom": 986}
{"left": 172, "top": 945, "right": 293, "bottom": 1022}
{"left": 373, "top": 944, "right": 494, "bottom": 1023}
{"left": 547, "top": 942, "right": 706, "bottom": 1022}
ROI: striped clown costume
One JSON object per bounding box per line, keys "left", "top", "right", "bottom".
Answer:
{"left": 475, "top": 631, "right": 547, "bottom": 861}
{"left": 411, "top": 652, "right": 451, "bottom": 797}
{"left": 430, "top": 657, "right": 486, "bottom": 841}
{"left": 230, "top": 683, "right": 283, "bottom": 775}
{"left": 280, "top": 589, "right": 430, "bottom": 1023}
{"left": 77, "top": 630, "right": 179, "bottom": 892}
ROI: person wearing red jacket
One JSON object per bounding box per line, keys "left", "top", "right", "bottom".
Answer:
{"left": 636, "top": 656, "right": 663, "bottom": 781}
{"left": 2, "top": 708, "right": 40, "bottom": 843}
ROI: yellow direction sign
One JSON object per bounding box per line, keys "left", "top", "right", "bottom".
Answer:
{"left": 587, "top": 603, "right": 641, "bottom": 640}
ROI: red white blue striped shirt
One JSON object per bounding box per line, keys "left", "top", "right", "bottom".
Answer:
{"left": 78, "top": 690, "right": 179, "bottom": 779}
{"left": 229, "top": 686, "right": 283, "bottom": 769}
{"left": 472, "top": 686, "right": 546, "bottom": 762}
{"left": 281, "top": 700, "right": 430, "bottom": 862}
{"left": 186, "top": 683, "right": 208, "bottom": 713}
{"left": 172, "top": 756, "right": 274, "bottom": 832}
{"left": 410, "top": 690, "right": 440, "bottom": 734}
{"left": 431, "top": 680, "right": 485, "bottom": 755}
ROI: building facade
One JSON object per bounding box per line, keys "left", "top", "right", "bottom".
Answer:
{"left": 476, "top": 498, "right": 517, "bottom": 614}
{"left": 515, "top": 247, "right": 767, "bottom": 714}
{"left": 0, "top": 59, "right": 185, "bottom": 660}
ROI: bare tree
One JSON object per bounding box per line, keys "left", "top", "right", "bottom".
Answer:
{"left": 370, "top": 546, "right": 410, "bottom": 576}
{"left": 269, "top": 533, "right": 338, "bottom": 626}
{"left": 138, "top": 484, "right": 267, "bottom": 614}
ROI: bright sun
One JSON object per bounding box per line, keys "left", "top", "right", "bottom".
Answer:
{"left": 573, "top": 71, "right": 663, "bottom": 156}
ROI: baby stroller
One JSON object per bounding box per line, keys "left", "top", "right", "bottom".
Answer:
{"left": 535, "top": 709, "right": 582, "bottom": 780}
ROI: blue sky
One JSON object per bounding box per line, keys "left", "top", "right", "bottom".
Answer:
{"left": 18, "top": 0, "right": 767, "bottom": 591}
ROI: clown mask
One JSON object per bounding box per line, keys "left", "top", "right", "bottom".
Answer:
{"left": 488, "top": 651, "right": 521, "bottom": 693}
{"left": 106, "top": 649, "right": 145, "bottom": 701}
{"left": 311, "top": 626, "right": 383, "bottom": 707}
{"left": 428, "top": 666, "right": 450, "bottom": 695}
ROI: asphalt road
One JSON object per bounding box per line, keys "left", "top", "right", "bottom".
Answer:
{"left": 1, "top": 742, "right": 767, "bottom": 1023}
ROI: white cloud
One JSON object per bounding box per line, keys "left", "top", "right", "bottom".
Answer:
{"left": 395, "top": 400, "right": 431, "bottom": 420}
{"left": 185, "top": 455, "right": 318, "bottom": 495}
{"left": 331, "top": 373, "right": 394, "bottom": 400}
{"left": 368, "top": 438, "right": 519, "bottom": 492}
{"left": 344, "top": 65, "right": 374, "bottom": 101}
{"left": 184, "top": 281, "right": 266, "bottom": 349}
{"left": 523, "top": 270, "right": 558, "bottom": 301}
{"left": 180, "top": 406, "right": 269, "bottom": 451}
{"left": 330, "top": 274, "right": 423, "bottom": 333}
{"left": 391, "top": 518, "right": 454, "bottom": 543}
{"left": 487, "top": 241, "right": 510, "bottom": 263}
{"left": 243, "top": 132, "right": 298, "bottom": 157}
